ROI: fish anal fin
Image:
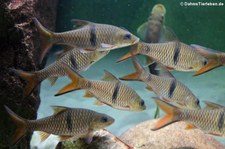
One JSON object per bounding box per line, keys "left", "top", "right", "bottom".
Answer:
{"left": 102, "top": 70, "right": 118, "bottom": 81}
{"left": 38, "top": 131, "right": 50, "bottom": 142}
{"left": 59, "top": 135, "right": 74, "bottom": 141}
{"left": 94, "top": 100, "right": 104, "bottom": 106}
{"left": 194, "top": 60, "right": 221, "bottom": 76}
{"left": 185, "top": 123, "right": 197, "bottom": 130}
{"left": 83, "top": 91, "right": 94, "bottom": 98}
{"left": 119, "top": 72, "right": 140, "bottom": 81}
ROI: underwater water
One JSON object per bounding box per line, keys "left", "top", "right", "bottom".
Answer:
{"left": 32, "top": 0, "right": 225, "bottom": 148}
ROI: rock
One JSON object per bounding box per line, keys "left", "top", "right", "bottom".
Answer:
{"left": 0, "top": 0, "right": 58, "bottom": 148}
{"left": 119, "top": 120, "right": 225, "bottom": 149}
{"left": 55, "top": 129, "right": 133, "bottom": 149}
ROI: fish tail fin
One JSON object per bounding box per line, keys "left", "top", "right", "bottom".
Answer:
{"left": 116, "top": 43, "right": 141, "bottom": 63}
{"left": 151, "top": 98, "right": 180, "bottom": 130}
{"left": 10, "top": 68, "right": 39, "bottom": 97}
{"left": 33, "top": 17, "right": 53, "bottom": 63}
{"left": 55, "top": 63, "right": 84, "bottom": 96}
{"left": 119, "top": 55, "right": 145, "bottom": 81}
{"left": 4, "top": 106, "right": 27, "bottom": 145}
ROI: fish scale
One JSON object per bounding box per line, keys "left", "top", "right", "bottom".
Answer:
{"left": 138, "top": 41, "right": 207, "bottom": 71}
{"left": 36, "top": 49, "right": 108, "bottom": 82}
{"left": 140, "top": 70, "right": 199, "bottom": 109}
{"left": 178, "top": 109, "right": 225, "bottom": 135}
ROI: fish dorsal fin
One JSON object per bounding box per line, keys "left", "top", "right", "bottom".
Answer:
{"left": 51, "top": 106, "right": 67, "bottom": 115}
{"left": 190, "top": 44, "right": 219, "bottom": 59}
{"left": 48, "top": 77, "right": 58, "bottom": 86}
{"left": 155, "top": 62, "right": 175, "bottom": 78}
{"left": 145, "top": 56, "right": 154, "bottom": 66}
{"left": 101, "top": 70, "right": 118, "bottom": 81}
{"left": 137, "top": 22, "right": 148, "bottom": 41}
{"left": 71, "top": 19, "right": 92, "bottom": 29}
{"left": 204, "top": 101, "right": 224, "bottom": 109}
{"left": 159, "top": 26, "right": 178, "bottom": 43}
{"left": 38, "top": 131, "right": 50, "bottom": 142}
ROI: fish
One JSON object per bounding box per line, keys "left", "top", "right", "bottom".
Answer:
{"left": 137, "top": 4, "right": 177, "bottom": 75}
{"left": 5, "top": 105, "right": 114, "bottom": 145}
{"left": 55, "top": 64, "right": 146, "bottom": 111}
{"left": 119, "top": 56, "right": 200, "bottom": 109}
{"left": 117, "top": 41, "right": 208, "bottom": 73}
{"left": 137, "top": 4, "right": 177, "bottom": 43}
{"left": 33, "top": 18, "right": 139, "bottom": 62}
{"left": 191, "top": 44, "right": 225, "bottom": 76}
{"left": 10, "top": 47, "right": 109, "bottom": 97}
{"left": 152, "top": 98, "right": 225, "bottom": 137}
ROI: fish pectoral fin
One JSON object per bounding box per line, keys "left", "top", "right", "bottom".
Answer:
{"left": 51, "top": 106, "right": 67, "bottom": 115}
{"left": 208, "top": 132, "right": 221, "bottom": 136}
{"left": 194, "top": 60, "right": 221, "bottom": 76}
{"left": 71, "top": 19, "right": 91, "bottom": 29}
{"left": 59, "top": 135, "right": 74, "bottom": 141}
{"left": 83, "top": 91, "right": 94, "bottom": 98}
{"left": 160, "top": 26, "right": 178, "bottom": 42}
{"left": 94, "top": 100, "right": 104, "bottom": 106}
{"left": 38, "top": 131, "right": 50, "bottom": 142}
{"left": 102, "top": 70, "right": 118, "bottom": 81}
{"left": 79, "top": 48, "right": 95, "bottom": 54}
{"left": 137, "top": 22, "right": 148, "bottom": 41}
{"left": 48, "top": 77, "right": 58, "bottom": 86}
{"left": 204, "top": 101, "right": 224, "bottom": 109}
{"left": 185, "top": 123, "right": 197, "bottom": 130}
{"left": 166, "top": 66, "right": 174, "bottom": 71}
{"left": 84, "top": 131, "right": 94, "bottom": 144}
{"left": 101, "top": 43, "right": 115, "bottom": 49}
{"left": 145, "top": 86, "right": 153, "bottom": 91}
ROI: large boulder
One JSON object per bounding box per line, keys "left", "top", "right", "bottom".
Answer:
{"left": 0, "top": 0, "right": 58, "bottom": 148}
{"left": 119, "top": 120, "right": 225, "bottom": 149}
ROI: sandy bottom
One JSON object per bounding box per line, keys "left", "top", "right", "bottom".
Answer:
{"left": 30, "top": 52, "right": 225, "bottom": 148}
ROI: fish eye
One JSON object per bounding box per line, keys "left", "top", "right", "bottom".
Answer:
{"left": 140, "top": 100, "right": 145, "bottom": 106}
{"left": 100, "top": 116, "right": 108, "bottom": 123}
{"left": 203, "top": 61, "right": 208, "bottom": 66}
{"left": 196, "top": 99, "right": 200, "bottom": 105}
{"left": 124, "top": 33, "right": 131, "bottom": 40}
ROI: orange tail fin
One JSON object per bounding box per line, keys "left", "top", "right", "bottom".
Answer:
{"left": 119, "top": 55, "right": 144, "bottom": 81}
{"left": 4, "top": 106, "right": 27, "bottom": 145}
{"left": 10, "top": 69, "right": 39, "bottom": 98}
{"left": 116, "top": 43, "right": 140, "bottom": 63}
{"left": 33, "top": 17, "right": 53, "bottom": 63}
{"left": 151, "top": 98, "right": 180, "bottom": 130}
{"left": 55, "top": 64, "right": 84, "bottom": 96}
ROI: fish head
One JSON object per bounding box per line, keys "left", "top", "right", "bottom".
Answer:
{"left": 191, "top": 57, "right": 208, "bottom": 71}
{"left": 128, "top": 98, "right": 146, "bottom": 111}
{"left": 151, "top": 4, "right": 166, "bottom": 17}
{"left": 113, "top": 29, "right": 139, "bottom": 48}
{"left": 90, "top": 113, "right": 115, "bottom": 130}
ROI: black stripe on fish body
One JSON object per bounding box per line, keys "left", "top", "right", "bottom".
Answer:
{"left": 70, "top": 52, "right": 78, "bottom": 70}
{"left": 66, "top": 111, "right": 73, "bottom": 133}
{"left": 90, "top": 25, "right": 97, "bottom": 47}
{"left": 218, "top": 110, "right": 225, "bottom": 131}
{"left": 112, "top": 81, "right": 121, "bottom": 103}
{"left": 168, "top": 80, "right": 176, "bottom": 98}
{"left": 173, "top": 42, "right": 181, "bottom": 65}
